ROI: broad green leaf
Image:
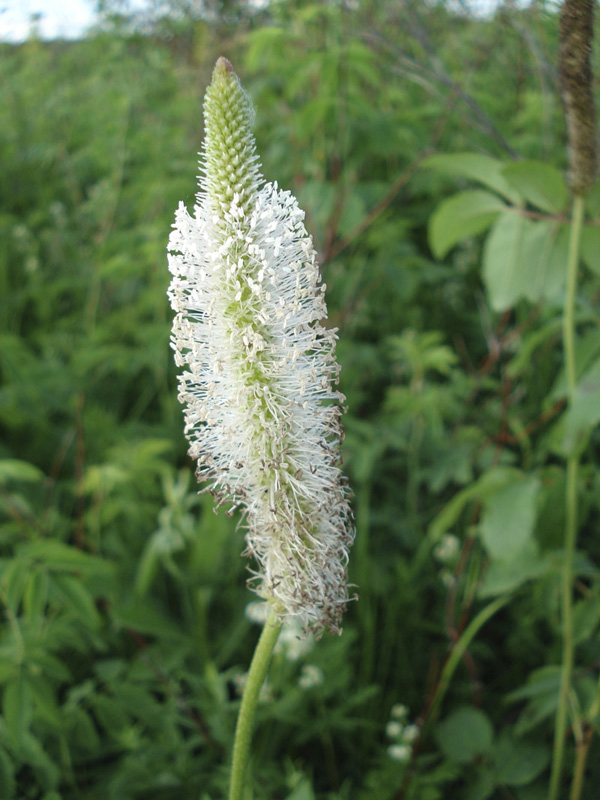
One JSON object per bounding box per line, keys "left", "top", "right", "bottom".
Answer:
{"left": 493, "top": 731, "right": 550, "bottom": 786}
{"left": 3, "top": 676, "right": 32, "bottom": 750}
{"left": 94, "top": 659, "right": 125, "bottom": 682}
{"left": 482, "top": 211, "right": 527, "bottom": 311}
{"left": 0, "top": 661, "right": 16, "bottom": 686}
{"left": 65, "top": 707, "right": 101, "bottom": 753}
{"left": 423, "top": 153, "right": 521, "bottom": 203}
{"left": 502, "top": 161, "right": 569, "bottom": 214}
{"left": 428, "top": 467, "right": 523, "bottom": 543}
{"left": 19, "top": 732, "right": 60, "bottom": 787}
{"left": 23, "top": 569, "right": 49, "bottom": 623}
{"left": 0, "top": 746, "right": 15, "bottom": 799}
{"left": 1, "top": 557, "right": 29, "bottom": 613}
{"left": 549, "top": 328, "right": 600, "bottom": 401}
{"left": 506, "top": 666, "right": 561, "bottom": 735}
{"left": 518, "top": 220, "right": 569, "bottom": 304}
{"left": 112, "top": 600, "right": 185, "bottom": 639}
{"left": 506, "top": 318, "right": 561, "bottom": 379}
{"left": 562, "top": 357, "right": 600, "bottom": 452}
{"left": 285, "top": 777, "right": 316, "bottom": 800}
{"left": 429, "top": 190, "right": 506, "bottom": 258}
{"left": 91, "top": 693, "right": 130, "bottom": 738}
{"left": 112, "top": 683, "right": 163, "bottom": 729}
{"left": 27, "top": 675, "right": 61, "bottom": 728}
{"left": 478, "top": 544, "right": 553, "bottom": 598}
{"left": 134, "top": 542, "right": 160, "bottom": 597}
{"left": 584, "top": 181, "right": 600, "bottom": 217}
{"left": 27, "top": 541, "right": 114, "bottom": 576}
{"left": 465, "top": 770, "right": 496, "bottom": 800}
{"left": 435, "top": 707, "right": 493, "bottom": 764}
{"left": 580, "top": 225, "right": 600, "bottom": 276}
{"left": 0, "top": 460, "right": 44, "bottom": 484}
{"left": 573, "top": 593, "right": 600, "bottom": 645}
{"left": 479, "top": 472, "right": 540, "bottom": 561}
{"left": 52, "top": 574, "right": 102, "bottom": 630}
{"left": 514, "top": 692, "right": 559, "bottom": 737}
{"left": 28, "top": 650, "right": 71, "bottom": 682}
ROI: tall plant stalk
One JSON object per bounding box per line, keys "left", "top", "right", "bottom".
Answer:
{"left": 167, "top": 58, "right": 354, "bottom": 795}
{"left": 229, "top": 614, "right": 281, "bottom": 800}
{"left": 549, "top": 2, "right": 596, "bottom": 796}
{"left": 548, "top": 194, "right": 585, "bottom": 800}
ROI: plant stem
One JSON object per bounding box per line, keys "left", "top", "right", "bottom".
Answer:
{"left": 426, "top": 594, "right": 510, "bottom": 727}
{"left": 228, "top": 612, "right": 281, "bottom": 800}
{"left": 548, "top": 193, "right": 585, "bottom": 800}
{"left": 570, "top": 727, "right": 594, "bottom": 800}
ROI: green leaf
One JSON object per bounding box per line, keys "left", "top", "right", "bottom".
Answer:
{"left": 429, "top": 190, "right": 506, "bottom": 258}
{"left": 518, "top": 220, "right": 569, "bottom": 304}
{"left": 3, "top": 676, "right": 32, "bottom": 750}
{"left": 1, "top": 557, "right": 29, "bottom": 613}
{"left": 428, "top": 467, "right": 523, "bottom": 544}
{"left": 502, "top": 161, "right": 569, "bottom": 214}
{"left": 27, "top": 675, "right": 61, "bottom": 728}
{"left": 506, "top": 319, "right": 562, "bottom": 379}
{"left": 91, "top": 693, "right": 130, "bottom": 738}
{"left": 112, "top": 683, "right": 163, "bottom": 729}
{"left": 482, "top": 211, "right": 527, "bottom": 311}
{"left": 28, "top": 650, "right": 71, "bottom": 683}
{"left": 52, "top": 574, "right": 102, "bottom": 630}
{"left": 65, "top": 707, "right": 101, "bottom": 753}
{"left": 465, "top": 769, "right": 496, "bottom": 800}
{"left": 584, "top": 181, "right": 600, "bottom": 217}
{"left": 506, "top": 666, "right": 561, "bottom": 735}
{"left": 112, "top": 600, "right": 185, "bottom": 640}
{"left": 580, "top": 225, "right": 600, "bottom": 276}
{"left": 479, "top": 545, "right": 553, "bottom": 598}
{"left": 19, "top": 732, "right": 60, "bottom": 788}
{"left": 493, "top": 731, "right": 550, "bottom": 786}
{"left": 285, "top": 777, "right": 316, "bottom": 800}
{"left": 423, "top": 153, "right": 521, "bottom": 203}
{"left": 0, "top": 460, "right": 44, "bottom": 484}
{"left": 572, "top": 592, "right": 600, "bottom": 644}
{"left": 479, "top": 472, "right": 540, "bottom": 561}
{"left": 23, "top": 568, "right": 49, "bottom": 623}
{"left": 27, "top": 541, "right": 114, "bottom": 577}
{"left": 435, "top": 707, "right": 494, "bottom": 764}
{"left": 562, "top": 357, "right": 600, "bottom": 452}
{"left": 0, "top": 746, "right": 16, "bottom": 799}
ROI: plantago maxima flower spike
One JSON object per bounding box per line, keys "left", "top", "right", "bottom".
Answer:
{"left": 167, "top": 58, "right": 354, "bottom": 635}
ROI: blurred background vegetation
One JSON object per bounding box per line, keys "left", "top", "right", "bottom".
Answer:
{"left": 1, "top": 0, "right": 600, "bottom": 797}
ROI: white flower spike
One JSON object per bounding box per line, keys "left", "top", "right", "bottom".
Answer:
{"left": 167, "top": 57, "right": 354, "bottom": 635}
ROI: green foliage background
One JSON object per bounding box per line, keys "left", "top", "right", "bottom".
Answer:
{"left": 1, "top": 0, "right": 600, "bottom": 797}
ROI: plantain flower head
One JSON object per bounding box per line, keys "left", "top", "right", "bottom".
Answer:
{"left": 167, "top": 58, "right": 354, "bottom": 635}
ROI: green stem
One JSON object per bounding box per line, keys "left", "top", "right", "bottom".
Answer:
{"left": 570, "top": 729, "right": 593, "bottom": 800}
{"left": 549, "top": 193, "right": 585, "bottom": 800}
{"left": 229, "top": 612, "right": 281, "bottom": 800}
{"left": 426, "top": 594, "right": 510, "bottom": 728}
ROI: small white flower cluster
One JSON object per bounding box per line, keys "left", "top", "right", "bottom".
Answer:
{"left": 168, "top": 58, "right": 354, "bottom": 636}
{"left": 298, "top": 664, "right": 324, "bottom": 690}
{"left": 433, "top": 533, "right": 460, "bottom": 563}
{"left": 386, "top": 704, "right": 420, "bottom": 763}
{"left": 433, "top": 533, "right": 460, "bottom": 589}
